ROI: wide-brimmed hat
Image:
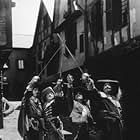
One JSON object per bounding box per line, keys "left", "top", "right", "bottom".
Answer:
{"left": 97, "top": 79, "right": 119, "bottom": 84}
{"left": 42, "top": 86, "right": 55, "bottom": 96}
{"left": 97, "top": 79, "right": 120, "bottom": 95}
{"left": 41, "top": 86, "right": 56, "bottom": 102}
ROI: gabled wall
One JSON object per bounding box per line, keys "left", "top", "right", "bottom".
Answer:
{"left": 4, "top": 48, "right": 33, "bottom": 100}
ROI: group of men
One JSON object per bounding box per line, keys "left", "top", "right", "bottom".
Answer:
{"left": 18, "top": 72, "right": 124, "bottom": 140}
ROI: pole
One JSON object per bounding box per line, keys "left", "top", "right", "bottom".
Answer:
{"left": 84, "top": 0, "right": 89, "bottom": 65}
{"left": 111, "top": 0, "right": 114, "bottom": 46}
{"left": 127, "top": 0, "right": 131, "bottom": 41}
{"left": 0, "top": 70, "right": 4, "bottom": 129}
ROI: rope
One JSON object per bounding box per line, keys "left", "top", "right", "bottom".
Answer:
{"left": 38, "top": 46, "right": 61, "bottom": 76}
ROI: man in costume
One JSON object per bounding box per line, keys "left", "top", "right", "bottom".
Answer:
{"left": 81, "top": 73, "right": 96, "bottom": 91}
{"left": 95, "top": 79, "right": 123, "bottom": 140}
{"left": 83, "top": 79, "right": 124, "bottom": 140}
{"left": 25, "top": 83, "right": 43, "bottom": 140}
{"left": 41, "top": 74, "right": 74, "bottom": 140}
{"left": 70, "top": 86, "right": 95, "bottom": 140}
{"left": 18, "top": 76, "right": 41, "bottom": 140}
{"left": 41, "top": 86, "right": 64, "bottom": 140}
{"left": 53, "top": 78, "right": 64, "bottom": 97}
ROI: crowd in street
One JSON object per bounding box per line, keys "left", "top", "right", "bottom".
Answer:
{"left": 17, "top": 72, "right": 124, "bottom": 140}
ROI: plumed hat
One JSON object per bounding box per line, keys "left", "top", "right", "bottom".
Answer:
{"left": 42, "top": 86, "right": 55, "bottom": 97}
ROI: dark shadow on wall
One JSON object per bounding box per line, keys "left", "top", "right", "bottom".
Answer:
{"left": 86, "top": 47, "right": 140, "bottom": 140}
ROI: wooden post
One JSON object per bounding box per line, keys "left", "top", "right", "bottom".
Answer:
{"left": 84, "top": 0, "right": 89, "bottom": 65}
{"left": 0, "top": 70, "right": 4, "bottom": 129}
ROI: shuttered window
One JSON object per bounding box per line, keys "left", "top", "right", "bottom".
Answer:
{"left": 106, "top": 0, "right": 122, "bottom": 31}
{"left": 17, "top": 59, "right": 24, "bottom": 70}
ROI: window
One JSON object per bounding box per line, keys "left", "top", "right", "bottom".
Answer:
{"left": 38, "top": 34, "right": 41, "bottom": 43}
{"left": 106, "top": 0, "right": 122, "bottom": 31}
{"left": 64, "top": 22, "right": 77, "bottom": 57}
{"left": 121, "top": 0, "right": 128, "bottom": 27}
{"left": 90, "top": 0, "right": 103, "bottom": 41}
{"left": 38, "top": 44, "right": 42, "bottom": 61}
{"left": 17, "top": 59, "right": 24, "bottom": 70}
{"left": 79, "top": 34, "right": 84, "bottom": 53}
{"left": 106, "top": 0, "right": 112, "bottom": 31}
{"left": 44, "top": 29, "right": 48, "bottom": 38}
{"left": 48, "top": 26, "right": 51, "bottom": 34}
{"left": 41, "top": 41, "right": 46, "bottom": 60}
{"left": 41, "top": 19, "right": 44, "bottom": 31}
{"left": 41, "top": 32, "right": 44, "bottom": 41}
{"left": 44, "top": 14, "right": 49, "bottom": 29}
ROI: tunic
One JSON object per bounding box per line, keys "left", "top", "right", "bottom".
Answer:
{"left": 43, "top": 87, "right": 73, "bottom": 140}
{"left": 70, "top": 100, "right": 92, "bottom": 140}
{"left": 86, "top": 89, "right": 123, "bottom": 140}
{"left": 43, "top": 99, "right": 64, "bottom": 140}
{"left": 26, "top": 96, "right": 43, "bottom": 140}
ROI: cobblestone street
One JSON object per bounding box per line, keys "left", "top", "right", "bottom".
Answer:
{"left": 0, "top": 101, "right": 74, "bottom": 140}
{"left": 0, "top": 102, "right": 22, "bottom": 140}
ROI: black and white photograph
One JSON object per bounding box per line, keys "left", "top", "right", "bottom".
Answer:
{"left": 0, "top": 0, "right": 133, "bottom": 139}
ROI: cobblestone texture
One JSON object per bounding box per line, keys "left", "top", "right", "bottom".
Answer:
{"left": 0, "top": 102, "right": 22, "bottom": 140}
